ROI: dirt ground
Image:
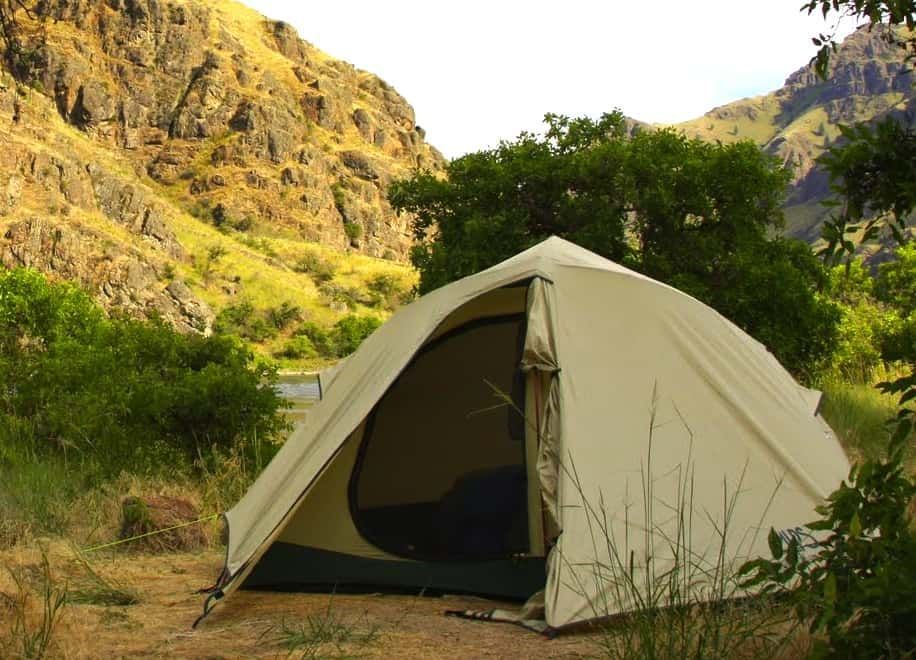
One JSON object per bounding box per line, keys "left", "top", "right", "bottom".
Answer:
{"left": 0, "top": 542, "right": 599, "bottom": 659}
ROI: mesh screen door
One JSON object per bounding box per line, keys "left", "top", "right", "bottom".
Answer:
{"left": 350, "top": 314, "right": 529, "bottom": 561}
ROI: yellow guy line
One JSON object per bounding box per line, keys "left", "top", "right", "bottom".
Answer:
{"left": 82, "top": 513, "right": 221, "bottom": 553}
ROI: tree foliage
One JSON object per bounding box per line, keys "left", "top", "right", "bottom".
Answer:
{"left": 391, "top": 113, "right": 837, "bottom": 379}
{"left": 293, "top": 314, "right": 381, "bottom": 359}
{"left": 0, "top": 269, "right": 288, "bottom": 472}
{"left": 819, "top": 119, "right": 916, "bottom": 265}
{"left": 392, "top": 113, "right": 633, "bottom": 293}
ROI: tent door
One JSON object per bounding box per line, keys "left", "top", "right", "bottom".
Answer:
{"left": 349, "top": 311, "right": 534, "bottom": 563}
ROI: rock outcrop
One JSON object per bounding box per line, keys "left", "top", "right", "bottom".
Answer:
{"left": 676, "top": 26, "right": 915, "bottom": 242}
{"left": 2, "top": 217, "right": 212, "bottom": 334}
{"left": 19, "top": 0, "right": 442, "bottom": 259}
{"left": 0, "top": 0, "right": 441, "bottom": 335}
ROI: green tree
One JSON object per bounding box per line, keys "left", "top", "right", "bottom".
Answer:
{"left": 392, "top": 112, "right": 632, "bottom": 294}
{"left": 876, "top": 242, "right": 916, "bottom": 314}
{"left": 391, "top": 113, "right": 836, "bottom": 378}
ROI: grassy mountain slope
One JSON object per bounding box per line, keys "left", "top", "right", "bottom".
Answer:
{"left": 674, "top": 26, "right": 914, "bottom": 244}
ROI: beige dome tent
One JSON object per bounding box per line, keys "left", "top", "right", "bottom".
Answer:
{"left": 199, "top": 237, "right": 848, "bottom": 631}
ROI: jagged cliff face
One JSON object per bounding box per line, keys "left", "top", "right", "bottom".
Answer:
{"left": 676, "top": 27, "right": 914, "bottom": 243}
{"left": 30, "top": 0, "right": 442, "bottom": 254}
{"left": 0, "top": 0, "right": 441, "bottom": 338}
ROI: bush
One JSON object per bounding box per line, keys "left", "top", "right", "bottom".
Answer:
{"left": 211, "top": 203, "right": 228, "bottom": 228}
{"left": 366, "top": 273, "right": 410, "bottom": 309}
{"left": 267, "top": 301, "right": 301, "bottom": 330}
{"left": 295, "top": 322, "right": 334, "bottom": 357}
{"left": 740, "top": 445, "right": 916, "bottom": 659}
{"left": 275, "top": 335, "right": 317, "bottom": 360}
{"left": 876, "top": 243, "right": 916, "bottom": 316}
{"left": 0, "top": 269, "right": 288, "bottom": 471}
{"left": 232, "top": 215, "right": 254, "bottom": 232}
{"left": 293, "top": 315, "right": 380, "bottom": 358}
{"left": 318, "top": 281, "right": 369, "bottom": 310}
{"left": 332, "top": 314, "right": 381, "bottom": 356}
{"left": 215, "top": 301, "right": 278, "bottom": 342}
{"left": 187, "top": 198, "right": 212, "bottom": 220}
{"left": 343, "top": 221, "right": 363, "bottom": 242}
{"left": 831, "top": 302, "right": 897, "bottom": 383}
{"left": 293, "top": 249, "right": 336, "bottom": 284}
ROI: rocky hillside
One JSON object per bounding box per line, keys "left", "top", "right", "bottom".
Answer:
{"left": 0, "top": 0, "right": 440, "bottom": 353}
{"left": 675, "top": 26, "right": 914, "bottom": 243}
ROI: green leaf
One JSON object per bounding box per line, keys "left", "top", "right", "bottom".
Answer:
{"left": 849, "top": 511, "right": 862, "bottom": 538}
{"left": 768, "top": 528, "right": 784, "bottom": 560}
{"left": 823, "top": 571, "right": 837, "bottom": 605}
{"left": 787, "top": 538, "right": 800, "bottom": 568}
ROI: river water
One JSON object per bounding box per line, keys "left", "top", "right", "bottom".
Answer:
{"left": 275, "top": 373, "right": 320, "bottom": 426}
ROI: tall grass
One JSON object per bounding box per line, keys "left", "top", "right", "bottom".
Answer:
{"left": 0, "top": 414, "right": 274, "bottom": 549}
{"left": 0, "top": 419, "right": 82, "bottom": 545}
{"left": 0, "top": 548, "right": 68, "bottom": 660}
{"left": 818, "top": 376, "right": 912, "bottom": 463}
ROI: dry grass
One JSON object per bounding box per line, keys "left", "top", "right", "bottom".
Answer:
{"left": 0, "top": 543, "right": 598, "bottom": 659}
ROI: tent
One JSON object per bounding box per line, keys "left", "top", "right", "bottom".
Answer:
{"left": 201, "top": 237, "right": 848, "bottom": 630}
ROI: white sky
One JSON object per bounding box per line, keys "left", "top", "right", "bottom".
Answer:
{"left": 240, "top": 1, "right": 856, "bottom": 159}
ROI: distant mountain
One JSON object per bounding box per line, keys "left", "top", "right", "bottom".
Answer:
{"left": 0, "top": 0, "right": 440, "bottom": 341}
{"left": 674, "top": 26, "right": 914, "bottom": 244}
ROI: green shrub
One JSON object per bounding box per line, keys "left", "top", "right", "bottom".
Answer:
{"left": 294, "top": 315, "right": 380, "bottom": 358}
{"left": 187, "top": 198, "right": 212, "bottom": 220}
{"left": 318, "top": 282, "right": 365, "bottom": 310}
{"left": 831, "top": 302, "right": 896, "bottom": 383}
{"left": 207, "top": 244, "right": 227, "bottom": 262}
{"left": 343, "top": 221, "right": 363, "bottom": 242}
{"left": 332, "top": 314, "right": 381, "bottom": 356}
{"left": 266, "top": 301, "right": 301, "bottom": 330}
{"left": 232, "top": 215, "right": 254, "bottom": 232}
{"left": 161, "top": 263, "right": 176, "bottom": 281}
{"left": 293, "top": 249, "right": 336, "bottom": 284}
{"left": 882, "top": 311, "right": 916, "bottom": 362}
{"left": 0, "top": 269, "right": 288, "bottom": 472}
{"left": 331, "top": 183, "right": 347, "bottom": 210}
{"left": 211, "top": 202, "right": 228, "bottom": 228}
{"left": 875, "top": 243, "right": 916, "bottom": 316}
{"left": 215, "top": 301, "right": 278, "bottom": 342}
{"left": 294, "top": 322, "right": 334, "bottom": 357}
{"left": 366, "top": 273, "right": 411, "bottom": 309}
{"left": 274, "top": 335, "right": 317, "bottom": 360}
